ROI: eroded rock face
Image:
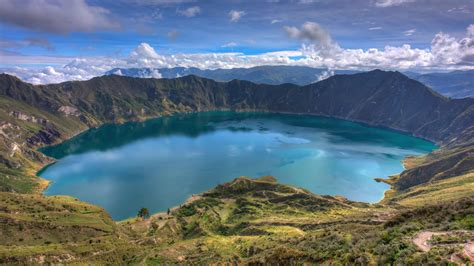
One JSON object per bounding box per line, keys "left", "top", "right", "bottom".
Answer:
{"left": 0, "top": 122, "right": 21, "bottom": 138}
{"left": 57, "top": 106, "right": 80, "bottom": 117}
{"left": 26, "top": 128, "right": 61, "bottom": 146}
{"left": 9, "top": 142, "right": 20, "bottom": 157}
{"left": 9, "top": 111, "right": 49, "bottom": 125}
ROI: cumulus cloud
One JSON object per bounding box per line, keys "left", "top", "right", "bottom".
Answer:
{"left": 1, "top": 44, "right": 303, "bottom": 84}
{"left": 229, "top": 10, "right": 245, "bottom": 22}
{"left": 297, "top": 22, "right": 473, "bottom": 70}
{"left": 430, "top": 25, "right": 474, "bottom": 66}
{"left": 285, "top": 22, "right": 329, "bottom": 42}
{"left": 271, "top": 19, "right": 283, "bottom": 24}
{"left": 0, "top": 0, "right": 119, "bottom": 33}
{"left": 127, "top": 43, "right": 168, "bottom": 67}
{"left": 284, "top": 22, "right": 340, "bottom": 56}
{"left": 315, "top": 69, "right": 334, "bottom": 81}
{"left": 375, "top": 0, "right": 416, "bottom": 7}
{"left": 178, "top": 6, "right": 201, "bottom": 17}
{"left": 2, "top": 24, "right": 473, "bottom": 85}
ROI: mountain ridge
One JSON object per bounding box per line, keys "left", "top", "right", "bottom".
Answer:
{"left": 105, "top": 66, "right": 474, "bottom": 98}
{"left": 1, "top": 70, "right": 473, "bottom": 193}
{"left": 105, "top": 65, "right": 359, "bottom": 86}
{"left": 1, "top": 70, "right": 472, "bottom": 145}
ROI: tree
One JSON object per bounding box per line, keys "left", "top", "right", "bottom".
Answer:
{"left": 137, "top": 207, "right": 150, "bottom": 219}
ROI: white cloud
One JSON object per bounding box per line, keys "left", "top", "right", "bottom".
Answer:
{"left": 430, "top": 26, "right": 474, "bottom": 66}
{"left": 315, "top": 69, "right": 334, "bottom": 81}
{"left": 369, "top": 27, "right": 383, "bottom": 31}
{"left": 150, "top": 9, "right": 163, "bottom": 20}
{"left": 221, "top": 42, "right": 238, "bottom": 48}
{"left": 404, "top": 29, "right": 416, "bottom": 36}
{"left": 271, "top": 19, "right": 283, "bottom": 24}
{"left": 229, "top": 10, "right": 245, "bottom": 22}
{"left": 298, "top": 0, "right": 319, "bottom": 3}
{"left": 127, "top": 43, "right": 169, "bottom": 67}
{"left": 113, "top": 68, "right": 162, "bottom": 78}
{"left": 284, "top": 22, "right": 332, "bottom": 43}
{"left": 178, "top": 6, "right": 201, "bottom": 17}
{"left": 284, "top": 22, "right": 340, "bottom": 56}
{"left": 375, "top": 0, "right": 416, "bottom": 7}
{"left": 124, "top": 0, "right": 196, "bottom": 5}
{"left": 296, "top": 22, "right": 473, "bottom": 70}
{"left": 447, "top": 5, "right": 470, "bottom": 13}
{"left": 0, "top": 0, "right": 119, "bottom": 33}
{"left": 2, "top": 24, "right": 473, "bottom": 85}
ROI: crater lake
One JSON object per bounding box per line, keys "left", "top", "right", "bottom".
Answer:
{"left": 38, "top": 112, "right": 436, "bottom": 220}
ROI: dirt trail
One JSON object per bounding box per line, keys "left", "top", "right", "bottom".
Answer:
{"left": 465, "top": 242, "right": 474, "bottom": 261}
{"left": 413, "top": 230, "right": 474, "bottom": 263}
{"left": 413, "top": 231, "right": 439, "bottom": 252}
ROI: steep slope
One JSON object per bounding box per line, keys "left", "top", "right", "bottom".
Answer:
{"left": 394, "top": 145, "right": 474, "bottom": 190}
{"left": 6, "top": 70, "right": 473, "bottom": 144}
{"left": 1, "top": 70, "right": 473, "bottom": 192}
{"left": 106, "top": 66, "right": 474, "bottom": 99}
{"left": 305, "top": 71, "right": 474, "bottom": 145}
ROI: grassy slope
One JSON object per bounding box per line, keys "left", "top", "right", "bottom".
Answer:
{"left": 395, "top": 145, "right": 474, "bottom": 190}
{"left": 0, "top": 172, "right": 474, "bottom": 264}
{"left": 0, "top": 192, "right": 126, "bottom": 264}
{"left": 388, "top": 173, "right": 474, "bottom": 207}
{"left": 2, "top": 175, "right": 471, "bottom": 264}
{"left": 121, "top": 177, "right": 474, "bottom": 264}
{"left": 0, "top": 96, "right": 88, "bottom": 193}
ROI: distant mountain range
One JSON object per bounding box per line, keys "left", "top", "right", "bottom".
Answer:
{"left": 106, "top": 66, "right": 473, "bottom": 98}
{"left": 405, "top": 70, "right": 474, "bottom": 98}
{"left": 105, "top": 66, "right": 358, "bottom": 86}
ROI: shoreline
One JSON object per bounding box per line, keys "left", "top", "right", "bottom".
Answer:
{"left": 33, "top": 110, "right": 440, "bottom": 221}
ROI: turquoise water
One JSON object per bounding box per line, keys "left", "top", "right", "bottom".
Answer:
{"left": 39, "top": 112, "right": 436, "bottom": 220}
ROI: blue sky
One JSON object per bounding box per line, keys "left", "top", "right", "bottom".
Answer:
{"left": 0, "top": 0, "right": 473, "bottom": 83}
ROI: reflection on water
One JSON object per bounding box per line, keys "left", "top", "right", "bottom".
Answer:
{"left": 39, "top": 112, "right": 436, "bottom": 220}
